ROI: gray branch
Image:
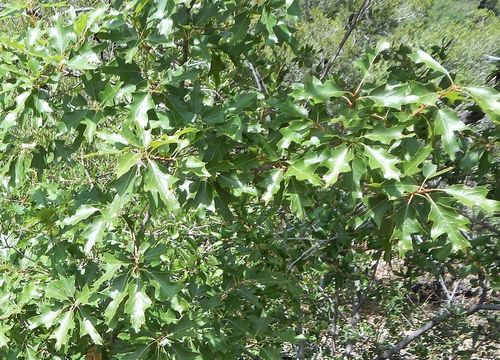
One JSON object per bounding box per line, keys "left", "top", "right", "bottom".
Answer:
{"left": 247, "top": 61, "right": 268, "bottom": 94}
{"left": 375, "top": 276, "right": 497, "bottom": 360}
{"left": 319, "top": 0, "right": 372, "bottom": 81}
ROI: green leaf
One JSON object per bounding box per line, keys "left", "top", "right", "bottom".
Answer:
{"left": 428, "top": 200, "right": 470, "bottom": 251}
{"left": 125, "top": 284, "right": 152, "bottom": 332}
{"left": 411, "top": 49, "right": 451, "bottom": 81}
{"left": 184, "top": 156, "right": 211, "bottom": 178}
{"left": 83, "top": 218, "right": 106, "bottom": 254}
{"left": 277, "top": 121, "right": 310, "bottom": 149}
{"left": 67, "top": 52, "right": 101, "bottom": 70}
{"left": 0, "top": 326, "right": 8, "bottom": 347}
{"left": 260, "top": 346, "right": 281, "bottom": 360}
{"left": 365, "top": 83, "right": 437, "bottom": 109}
{"left": 116, "top": 151, "right": 142, "bottom": 178}
{"left": 267, "top": 97, "right": 308, "bottom": 118}
{"left": 442, "top": 185, "right": 499, "bottom": 213}
{"left": 364, "top": 145, "right": 401, "bottom": 180}
{"left": 403, "top": 145, "right": 433, "bottom": 176}
{"left": 434, "top": 109, "right": 466, "bottom": 160}
{"left": 291, "top": 77, "right": 344, "bottom": 104}
{"left": 465, "top": 87, "right": 500, "bottom": 122}
{"left": 52, "top": 310, "right": 75, "bottom": 350}
{"left": 28, "top": 309, "right": 63, "bottom": 330}
{"left": 218, "top": 173, "right": 257, "bottom": 197}
{"left": 61, "top": 205, "right": 100, "bottom": 226}
{"left": 49, "top": 16, "right": 76, "bottom": 52}
{"left": 158, "top": 18, "right": 173, "bottom": 36}
{"left": 357, "top": 41, "right": 390, "bottom": 79}
{"left": 285, "top": 159, "right": 321, "bottom": 186}
{"left": 261, "top": 169, "right": 284, "bottom": 204}
{"left": 81, "top": 313, "right": 104, "bottom": 345}
{"left": 391, "top": 204, "right": 423, "bottom": 257}
{"left": 322, "top": 145, "right": 352, "bottom": 187}
{"left": 150, "top": 272, "right": 182, "bottom": 301}
{"left": 229, "top": 13, "right": 250, "bottom": 44}
{"left": 202, "top": 106, "right": 225, "bottom": 124}
{"left": 120, "top": 345, "right": 151, "bottom": 360}
{"left": 129, "top": 93, "right": 153, "bottom": 129}
{"left": 287, "top": 179, "right": 310, "bottom": 219}
{"left": 45, "top": 276, "right": 76, "bottom": 301}
{"left": 104, "top": 288, "right": 128, "bottom": 325}
{"left": 362, "top": 124, "right": 408, "bottom": 144}
{"left": 144, "top": 160, "right": 179, "bottom": 211}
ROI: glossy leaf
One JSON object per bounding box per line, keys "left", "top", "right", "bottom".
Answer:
{"left": 442, "top": 185, "right": 499, "bottom": 213}
{"left": 322, "top": 145, "right": 352, "bottom": 187}
{"left": 261, "top": 169, "right": 284, "bottom": 204}
{"left": 144, "top": 160, "right": 179, "bottom": 211}
{"left": 411, "top": 49, "right": 451, "bottom": 81}
{"left": 434, "top": 109, "right": 466, "bottom": 160}
{"left": 125, "top": 284, "right": 152, "bottom": 332}
{"left": 62, "top": 206, "right": 100, "bottom": 226}
{"left": 364, "top": 145, "right": 401, "bottom": 180}
{"left": 116, "top": 151, "right": 142, "bottom": 178}
{"left": 428, "top": 200, "right": 470, "bottom": 251}
{"left": 52, "top": 310, "right": 75, "bottom": 350}
{"left": 465, "top": 87, "right": 500, "bottom": 122}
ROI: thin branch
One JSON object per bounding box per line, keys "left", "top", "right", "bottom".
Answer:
{"left": 247, "top": 61, "right": 268, "bottom": 94}
{"left": 330, "top": 292, "right": 339, "bottom": 356}
{"left": 319, "top": 0, "right": 372, "bottom": 81}
{"left": 287, "top": 236, "right": 338, "bottom": 271}
{"left": 1, "top": 239, "right": 37, "bottom": 263}
{"left": 438, "top": 275, "right": 451, "bottom": 303}
{"left": 179, "top": 0, "right": 197, "bottom": 87}
{"left": 346, "top": 254, "right": 381, "bottom": 355}
{"left": 375, "top": 275, "right": 497, "bottom": 360}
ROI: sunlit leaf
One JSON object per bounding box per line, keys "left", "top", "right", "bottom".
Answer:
{"left": 125, "top": 284, "right": 152, "bottom": 332}
{"left": 144, "top": 160, "right": 179, "bottom": 211}
{"left": 52, "top": 310, "right": 75, "bottom": 350}
{"left": 364, "top": 145, "right": 401, "bottom": 180}
{"left": 442, "top": 185, "right": 499, "bottom": 213}
{"left": 434, "top": 109, "right": 467, "bottom": 160}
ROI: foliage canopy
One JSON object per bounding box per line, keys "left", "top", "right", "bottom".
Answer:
{"left": 0, "top": 0, "right": 499, "bottom": 359}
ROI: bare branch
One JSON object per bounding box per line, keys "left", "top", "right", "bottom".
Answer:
{"left": 375, "top": 276, "right": 497, "bottom": 360}
{"left": 319, "top": 0, "right": 372, "bottom": 81}
{"left": 247, "top": 61, "right": 268, "bottom": 94}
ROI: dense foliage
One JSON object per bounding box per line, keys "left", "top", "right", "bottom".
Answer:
{"left": 0, "top": 0, "right": 499, "bottom": 359}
